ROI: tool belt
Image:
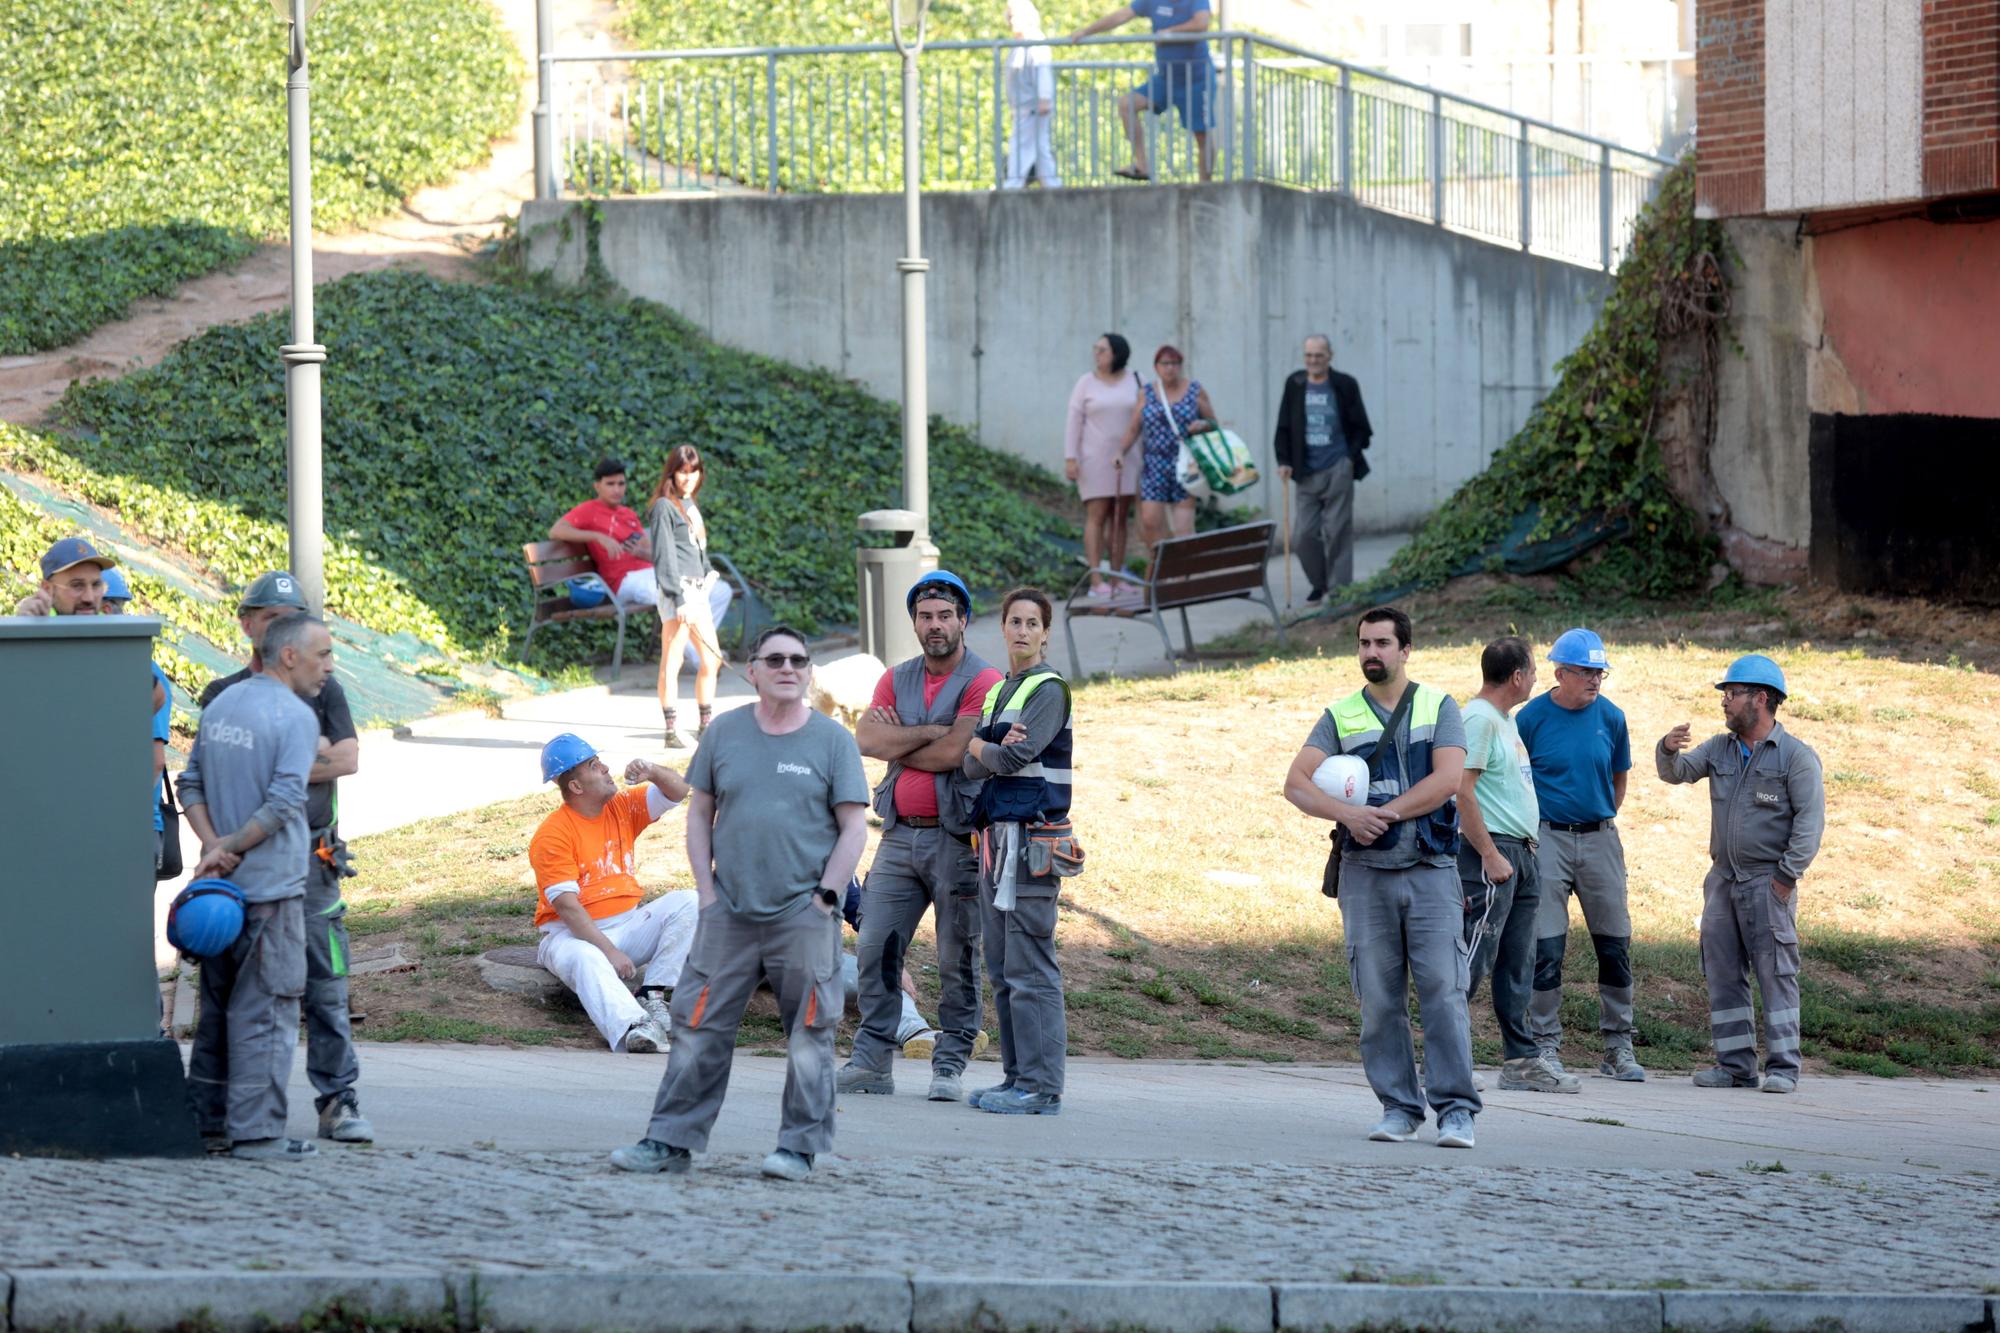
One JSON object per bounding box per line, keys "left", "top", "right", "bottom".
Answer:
{"left": 313, "top": 827, "right": 357, "bottom": 879}
{"left": 1023, "top": 818, "right": 1085, "bottom": 880}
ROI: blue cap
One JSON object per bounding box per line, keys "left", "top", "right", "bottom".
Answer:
{"left": 39, "top": 537, "right": 117, "bottom": 581}
{"left": 1717, "top": 654, "right": 1787, "bottom": 699}
{"left": 540, "top": 732, "right": 599, "bottom": 784}
{"left": 907, "top": 570, "right": 972, "bottom": 618}
{"left": 1549, "top": 627, "right": 1609, "bottom": 669}
{"left": 101, "top": 568, "right": 133, "bottom": 603}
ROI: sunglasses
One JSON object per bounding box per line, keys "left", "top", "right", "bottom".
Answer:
{"left": 757, "top": 652, "right": 812, "bottom": 669}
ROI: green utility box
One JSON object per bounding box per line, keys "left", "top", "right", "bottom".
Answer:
{"left": 0, "top": 615, "right": 200, "bottom": 1155}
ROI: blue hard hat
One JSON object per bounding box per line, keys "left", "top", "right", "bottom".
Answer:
{"left": 540, "top": 732, "right": 599, "bottom": 784}
{"left": 166, "top": 878, "right": 246, "bottom": 958}
{"left": 565, "top": 573, "right": 609, "bottom": 609}
{"left": 907, "top": 569, "right": 972, "bottom": 618}
{"left": 1717, "top": 654, "right": 1787, "bottom": 699}
{"left": 1549, "top": 627, "right": 1610, "bottom": 669}
{"left": 100, "top": 567, "right": 132, "bottom": 603}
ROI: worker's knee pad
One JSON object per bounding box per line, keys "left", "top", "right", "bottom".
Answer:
{"left": 1590, "top": 933, "right": 1633, "bottom": 989}
{"left": 1532, "top": 934, "right": 1567, "bottom": 992}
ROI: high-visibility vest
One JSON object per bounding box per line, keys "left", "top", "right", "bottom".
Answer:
{"left": 1325, "top": 683, "right": 1460, "bottom": 856}
{"left": 973, "top": 666, "right": 1073, "bottom": 825}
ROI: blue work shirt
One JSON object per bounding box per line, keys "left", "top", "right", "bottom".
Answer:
{"left": 150, "top": 662, "right": 172, "bottom": 832}
{"left": 1515, "top": 690, "right": 1631, "bottom": 825}
{"left": 1137, "top": 0, "right": 1210, "bottom": 62}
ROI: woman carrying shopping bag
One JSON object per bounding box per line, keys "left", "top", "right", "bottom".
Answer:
{"left": 1123, "top": 343, "right": 1217, "bottom": 553}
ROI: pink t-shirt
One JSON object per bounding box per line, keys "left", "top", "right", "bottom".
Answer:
{"left": 873, "top": 663, "right": 1005, "bottom": 817}
{"left": 562, "top": 499, "right": 650, "bottom": 591}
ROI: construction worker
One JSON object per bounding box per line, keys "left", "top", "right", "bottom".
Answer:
{"left": 1284, "top": 605, "right": 1479, "bottom": 1149}
{"left": 198, "top": 571, "right": 374, "bottom": 1143}
{"left": 1517, "top": 627, "right": 1645, "bottom": 1082}
{"left": 178, "top": 613, "right": 330, "bottom": 1160}
{"left": 1657, "top": 655, "right": 1824, "bottom": 1093}
{"left": 838, "top": 572, "right": 1002, "bottom": 1104}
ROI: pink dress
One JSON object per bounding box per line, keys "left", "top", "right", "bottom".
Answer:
{"left": 1064, "top": 371, "right": 1142, "bottom": 501}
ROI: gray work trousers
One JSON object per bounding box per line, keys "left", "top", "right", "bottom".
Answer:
{"left": 1701, "top": 866, "right": 1802, "bottom": 1082}
{"left": 646, "top": 901, "right": 842, "bottom": 1156}
{"left": 1294, "top": 456, "right": 1355, "bottom": 594}
{"left": 189, "top": 897, "right": 307, "bottom": 1142}
{"left": 304, "top": 846, "right": 360, "bottom": 1111}
{"left": 980, "top": 856, "right": 1067, "bottom": 1097}
{"left": 851, "top": 823, "right": 983, "bottom": 1076}
{"left": 1338, "top": 860, "right": 1480, "bottom": 1121}
{"left": 1459, "top": 834, "right": 1540, "bottom": 1062}
{"left": 1528, "top": 822, "right": 1636, "bottom": 1055}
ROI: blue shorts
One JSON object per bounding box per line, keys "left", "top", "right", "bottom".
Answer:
{"left": 1139, "top": 60, "right": 1216, "bottom": 133}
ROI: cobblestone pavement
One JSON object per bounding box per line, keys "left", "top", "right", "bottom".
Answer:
{"left": 4, "top": 1150, "right": 1996, "bottom": 1292}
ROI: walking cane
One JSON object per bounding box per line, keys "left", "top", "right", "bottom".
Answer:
{"left": 1281, "top": 474, "right": 1294, "bottom": 610}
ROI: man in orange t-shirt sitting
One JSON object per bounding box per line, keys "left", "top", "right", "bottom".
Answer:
{"left": 530, "top": 732, "right": 699, "bottom": 1052}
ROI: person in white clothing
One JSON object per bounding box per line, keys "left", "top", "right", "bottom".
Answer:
{"left": 1003, "top": 0, "right": 1061, "bottom": 189}
{"left": 528, "top": 733, "right": 700, "bottom": 1052}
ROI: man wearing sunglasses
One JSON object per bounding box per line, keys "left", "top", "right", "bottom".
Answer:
{"left": 613, "top": 626, "right": 869, "bottom": 1181}
{"left": 839, "top": 572, "right": 1003, "bottom": 1104}
{"left": 1515, "top": 627, "right": 1646, "bottom": 1083}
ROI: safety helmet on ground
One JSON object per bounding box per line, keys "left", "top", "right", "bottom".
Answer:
{"left": 540, "top": 732, "right": 599, "bottom": 784}
{"left": 100, "top": 567, "right": 133, "bottom": 605}
{"left": 1717, "top": 654, "right": 1787, "bottom": 700}
{"left": 166, "top": 878, "right": 246, "bottom": 958}
{"left": 906, "top": 570, "right": 972, "bottom": 619}
{"left": 1549, "top": 627, "right": 1610, "bottom": 669}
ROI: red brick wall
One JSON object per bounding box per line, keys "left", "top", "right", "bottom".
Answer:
{"left": 1924, "top": 0, "right": 2000, "bottom": 195}
{"left": 1697, "top": 0, "right": 1767, "bottom": 216}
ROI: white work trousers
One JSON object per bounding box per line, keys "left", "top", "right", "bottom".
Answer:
{"left": 538, "top": 891, "right": 700, "bottom": 1048}
{"left": 1004, "top": 109, "right": 1060, "bottom": 189}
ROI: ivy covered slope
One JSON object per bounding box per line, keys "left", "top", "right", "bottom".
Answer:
{"left": 0, "top": 0, "right": 520, "bottom": 354}
{"left": 1372, "top": 154, "right": 1726, "bottom": 600}
{"left": 37, "top": 270, "right": 1076, "bottom": 655}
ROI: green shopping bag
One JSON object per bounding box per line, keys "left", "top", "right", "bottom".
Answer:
{"left": 1186, "top": 427, "right": 1260, "bottom": 495}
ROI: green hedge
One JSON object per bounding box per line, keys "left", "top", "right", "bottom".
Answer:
{"left": 39, "top": 269, "right": 1078, "bottom": 659}
{"left": 0, "top": 0, "right": 520, "bottom": 354}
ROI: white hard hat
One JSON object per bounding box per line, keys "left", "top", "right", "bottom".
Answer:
{"left": 1311, "top": 755, "right": 1370, "bottom": 803}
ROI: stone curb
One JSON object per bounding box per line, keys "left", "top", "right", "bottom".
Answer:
{"left": 2, "top": 1273, "right": 1994, "bottom": 1333}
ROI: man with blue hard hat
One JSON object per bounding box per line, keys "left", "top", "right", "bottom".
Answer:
{"left": 1657, "top": 655, "right": 1825, "bottom": 1094}
{"left": 1516, "top": 627, "right": 1646, "bottom": 1082}
{"left": 839, "top": 570, "right": 1003, "bottom": 1104}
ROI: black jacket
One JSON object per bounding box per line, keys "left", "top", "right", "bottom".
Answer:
{"left": 1273, "top": 369, "right": 1372, "bottom": 481}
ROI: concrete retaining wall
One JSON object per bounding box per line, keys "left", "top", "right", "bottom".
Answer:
{"left": 520, "top": 184, "right": 1611, "bottom": 535}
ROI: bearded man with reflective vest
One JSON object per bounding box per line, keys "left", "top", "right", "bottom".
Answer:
{"left": 838, "top": 572, "right": 1004, "bottom": 1104}
{"left": 1284, "top": 605, "right": 1479, "bottom": 1149}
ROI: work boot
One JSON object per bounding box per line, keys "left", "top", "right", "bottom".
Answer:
{"left": 231, "top": 1138, "right": 317, "bottom": 1162}
{"left": 639, "top": 990, "right": 674, "bottom": 1039}
{"left": 1692, "top": 1067, "right": 1760, "bottom": 1089}
{"left": 610, "top": 1139, "right": 691, "bottom": 1174}
{"left": 899, "top": 1026, "right": 938, "bottom": 1061}
{"left": 1760, "top": 1073, "right": 1797, "bottom": 1094}
{"left": 927, "top": 1070, "right": 963, "bottom": 1102}
{"left": 1435, "top": 1110, "right": 1476, "bottom": 1149}
{"left": 621, "top": 1019, "right": 670, "bottom": 1054}
{"left": 1537, "top": 1045, "right": 1569, "bottom": 1076}
{"left": 1367, "top": 1110, "right": 1420, "bottom": 1142}
{"left": 1500, "top": 1055, "right": 1582, "bottom": 1094}
{"left": 837, "top": 1063, "right": 894, "bottom": 1095}
{"left": 202, "top": 1133, "right": 232, "bottom": 1156}
{"left": 1599, "top": 1047, "right": 1647, "bottom": 1082}
{"left": 317, "top": 1091, "right": 375, "bottom": 1142}
{"left": 977, "top": 1088, "right": 1061, "bottom": 1116}
{"left": 761, "top": 1148, "right": 814, "bottom": 1181}
{"left": 966, "top": 1082, "right": 1015, "bottom": 1110}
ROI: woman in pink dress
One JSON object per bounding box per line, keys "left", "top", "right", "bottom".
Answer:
{"left": 1063, "top": 333, "right": 1142, "bottom": 598}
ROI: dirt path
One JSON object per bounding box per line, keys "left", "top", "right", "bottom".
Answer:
{"left": 0, "top": 0, "right": 619, "bottom": 428}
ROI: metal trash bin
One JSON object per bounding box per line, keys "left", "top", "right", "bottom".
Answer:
{"left": 855, "top": 509, "right": 936, "bottom": 665}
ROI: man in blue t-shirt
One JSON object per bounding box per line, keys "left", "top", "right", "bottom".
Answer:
{"left": 1514, "top": 627, "right": 1646, "bottom": 1084}
{"left": 1071, "top": 0, "right": 1217, "bottom": 181}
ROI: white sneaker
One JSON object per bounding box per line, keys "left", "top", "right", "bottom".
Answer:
{"left": 621, "top": 1019, "right": 670, "bottom": 1053}
{"left": 640, "top": 991, "right": 674, "bottom": 1039}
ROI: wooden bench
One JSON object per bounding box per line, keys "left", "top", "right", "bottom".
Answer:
{"left": 520, "top": 541, "right": 764, "bottom": 672}
{"left": 1061, "top": 521, "right": 1284, "bottom": 677}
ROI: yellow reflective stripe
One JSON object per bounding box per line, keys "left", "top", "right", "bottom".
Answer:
{"left": 981, "top": 670, "right": 1064, "bottom": 724}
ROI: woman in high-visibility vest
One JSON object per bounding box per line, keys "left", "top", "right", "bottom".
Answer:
{"left": 960, "top": 588, "right": 1075, "bottom": 1116}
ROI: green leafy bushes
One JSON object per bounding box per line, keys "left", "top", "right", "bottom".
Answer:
{"left": 37, "top": 269, "right": 1077, "bottom": 659}
{"left": 0, "top": 0, "right": 520, "bottom": 353}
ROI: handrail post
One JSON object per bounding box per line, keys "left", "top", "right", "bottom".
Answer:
{"left": 533, "top": 0, "right": 555, "bottom": 199}
{"left": 1517, "top": 117, "right": 1531, "bottom": 251}
{"left": 1220, "top": 35, "right": 1234, "bottom": 182}
{"left": 1242, "top": 41, "right": 1256, "bottom": 180}
{"left": 1598, "top": 142, "right": 1614, "bottom": 269}
{"left": 992, "top": 43, "right": 1005, "bottom": 189}
{"left": 765, "top": 52, "right": 780, "bottom": 191}
{"left": 1337, "top": 64, "right": 1352, "bottom": 195}
{"left": 1429, "top": 89, "right": 1444, "bottom": 225}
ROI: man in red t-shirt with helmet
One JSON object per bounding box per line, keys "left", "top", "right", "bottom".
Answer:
{"left": 837, "top": 572, "right": 1004, "bottom": 1104}
{"left": 549, "top": 457, "right": 658, "bottom": 611}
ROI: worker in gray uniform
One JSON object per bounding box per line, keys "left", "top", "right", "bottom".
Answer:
{"left": 1656, "top": 654, "right": 1824, "bottom": 1094}
{"left": 839, "top": 571, "right": 1003, "bottom": 1103}
{"left": 179, "top": 612, "right": 332, "bottom": 1160}
{"left": 199, "top": 570, "right": 372, "bottom": 1143}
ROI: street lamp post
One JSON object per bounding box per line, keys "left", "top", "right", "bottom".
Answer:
{"left": 277, "top": 0, "right": 328, "bottom": 615}
{"left": 889, "top": 0, "right": 938, "bottom": 562}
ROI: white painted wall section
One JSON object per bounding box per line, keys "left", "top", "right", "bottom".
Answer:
{"left": 1765, "top": 0, "right": 1923, "bottom": 212}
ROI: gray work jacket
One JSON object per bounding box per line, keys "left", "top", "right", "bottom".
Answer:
{"left": 1655, "top": 720, "right": 1825, "bottom": 884}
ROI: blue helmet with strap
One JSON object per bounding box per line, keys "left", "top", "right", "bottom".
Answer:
{"left": 1717, "top": 654, "right": 1787, "bottom": 700}
{"left": 907, "top": 569, "right": 972, "bottom": 619}
{"left": 101, "top": 567, "right": 133, "bottom": 604}
{"left": 1549, "top": 627, "right": 1609, "bottom": 669}
{"left": 540, "top": 732, "right": 599, "bottom": 784}
{"left": 166, "top": 878, "right": 246, "bottom": 958}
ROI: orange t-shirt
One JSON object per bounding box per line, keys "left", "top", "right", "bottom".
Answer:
{"left": 529, "top": 787, "right": 663, "bottom": 928}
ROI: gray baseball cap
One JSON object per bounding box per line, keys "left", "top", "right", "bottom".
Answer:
{"left": 238, "top": 570, "right": 308, "bottom": 611}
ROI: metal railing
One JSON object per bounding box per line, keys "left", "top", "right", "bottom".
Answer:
{"left": 534, "top": 30, "right": 1674, "bottom": 272}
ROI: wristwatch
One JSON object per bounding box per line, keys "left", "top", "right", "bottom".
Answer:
{"left": 817, "top": 887, "right": 840, "bottom": 908}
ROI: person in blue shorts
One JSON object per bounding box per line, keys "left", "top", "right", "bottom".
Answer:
{"left": 1071, "top": 0, "right": 1216, "bottom": 181}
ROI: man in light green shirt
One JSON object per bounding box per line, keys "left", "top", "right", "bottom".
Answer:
{"left": 1459, "top": 637, "right": 1579, "bottom": 1094}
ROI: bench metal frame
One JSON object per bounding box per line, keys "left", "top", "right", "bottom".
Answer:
{"left": 1061, "top": 520, "right": 1285, "bottom": 678}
